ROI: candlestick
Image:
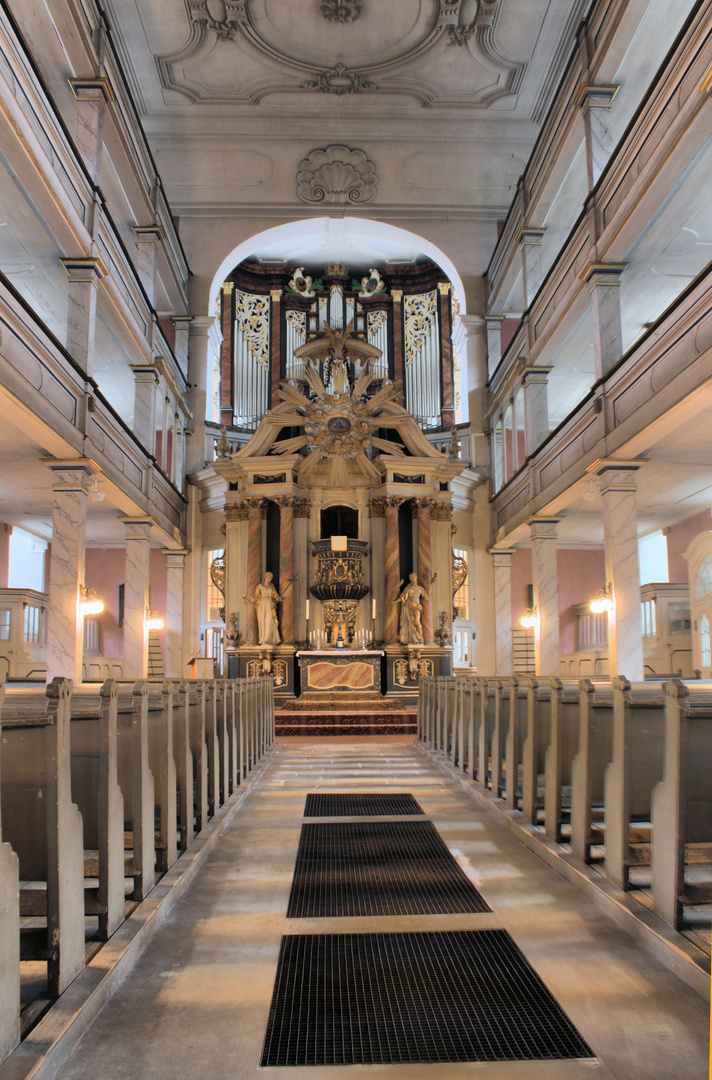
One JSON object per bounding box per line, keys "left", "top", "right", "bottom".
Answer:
{"left": 372, "top": 598, "right": 376, "bottom": 620}
{"left": 305, "top": 598, "right": 310, "bottom": 619}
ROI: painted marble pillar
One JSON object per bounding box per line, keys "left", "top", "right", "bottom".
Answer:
{"left": 414, "top": 498, "right": 434, "bottom": 645}
{"left": 245, "top": 498, "right": 266, "bottom": 645}
{"left": 130, "top": 365, "right": 158, "bottom": 451}
{"left": 186, "top": 315, "right": 215, "bottom": 475}
{"left": 294, "top": 498, "right": 311, "bottom": 643}
{"left": 437, "top": 283, "right": 455, "bottom": 428}
{"left": 173, "top": 416, "right": 185, "bottom": 491}
{"left": 276, "top": 497, "right": 295, "bottom": 643}
{"left": 165, "top": 549, "right": 187, "bottom": 677}
{"left": 122, "top": 517, "right": 153, "bottom": 679}
{"left": 518, "top": 228, "right": 547, "bottom": 307}
{"left": 485, "top": 316, "right": 504, "bottom": 376}
{"left": 132, "top": 225, "right": 163, "bottom": 306}
{"left": 598, "top": 461, "right": 644, "bottom": 681}
{"left": 368, "top": 498, "right": 386, "bottom": 642}
{"left": 60, "top": 258, "right": 105, "bottom": 377}
{"left": 384, "top": 497, "right": 402, "bottom": 644}
{"left": 579, "top": 85, "right": 618, "bottom": 189}
{"left": 472, "top": 485, "right": 496, "bottom": 675}
{"left": 492, "top": 549, "right": 516, "bottom": 675}
{"left": 529, "top": 517, "right": 562, "bottom": 677}
{"left": 586, "top": 263, "right": 627, "bottom": 380}
{"left": 172, "top": 316, "right": 192, "bottom": 378}
{"left": 219, "top": 282, "right": 235, "bottom": 426}
{"left": 68, "top": 77, "right": 113, "bottom": 184}
{"left": 521, "top": 365, "right": 553, "bottom": 456}
{"left": 46, "top": 461, "right": 94, "bottom": 683}
{"left": 461, "top": 314, "right": 489, "bottom": 471}
{"left": 391, "top": 290, "right": 404, "bottom": 387}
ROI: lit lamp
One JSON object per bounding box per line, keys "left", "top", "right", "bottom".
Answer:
{"left": 520, "top": 607, "right": 538, "bottom": 629}
{"left": 79, "top": 586, "right": 104, "bottom": 616}
{"left": 146, "top": 609, "right": 164, "bottom": 631}
{"left": 590, "top": 584, "right": 613, "bottom": 614}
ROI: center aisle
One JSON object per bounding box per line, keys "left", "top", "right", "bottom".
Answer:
{"left": 57, "top": 743, "right": 708, "bottom": 1080}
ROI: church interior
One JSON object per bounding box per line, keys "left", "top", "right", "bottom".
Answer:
{"left": 0, "top": 0, "right": 710, "bottom": 1076}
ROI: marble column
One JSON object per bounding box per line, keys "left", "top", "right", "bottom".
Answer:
{"left": 437, "top": 283, "right": 455, "bottom": 428}
{"left": 46, "top": 461, "right": 95, "bottom": 683}
{"left": 384, "top": 497, "right": 402, "bottom": 644}
{"left": 186, "top": 316, "right": 215, "bottom": 475}
{"left": 219, "top": 283, "right": 234, "bottom": 426}
{"left": 68, "top": 77, "right": 113, "bottom": 184}
{"left": 165, "top": 549, "right": 188, "bottom": 677}
{"left": 130, "top": 365, "right": 159, "bottom": 451}
{"left": 245, "top": 499, "right": 266, "bottom": 645}
{"left": 414, "top": 498, "right": 434, "bottom": 644}
{"left": 172, "top": 316, "right": 192, "bottom": 378}
{"left": 492, "top": 549, "right": 516, "bottom": 675}
{"left": 173, "top": 416, "right": 185, "bottom": 490}
{"left": 472, "top": 486, "right": 496, "bottom": 675}
{"left": 521, "top": 365, "right": 553, "bottom": 456}
{"left": 132, "top": 225, "right": 163, "bottom": 306}
{"left": 461, "top": 314, "right": 489, "bottom": 471}
{"left": 586, "top": 263, "right": 627, "bottom": 380}
{"left": 391, "top": 290, "right": 404, "bottom": 386}
{"left": 276, "top": 497, "right": 295, "bottom": 643}
{"left": 368, "top": 498, "right": 386, "bottom": 642}
{"left": 484, "top": 315, "right": 504, "bottom": 377}
{"left": 579, "top": 85, "right": 618, "bottom": 189}
{"left": 60, "top": 258, "right": 105, "bottom": 378}
{"left": 597, "top": 461, "right": 644, "bottom": 680}
{"left": 518, "top": 228, "right": 547, "bottom": 307}
{"left": 529, "top": 517, "right": 562, "bottom": 677}
{"left": 294, "top": 498, "right": 311, "bottom": 643}
{"left": 122, "top": 517, "right": 153, "bottom": 679}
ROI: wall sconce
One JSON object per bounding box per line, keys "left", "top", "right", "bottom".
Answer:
{"left": 590, "top": 583, "right": 614, "bottom": 614}
{"left": 146, "top": 609, "right": 164, "bottom": 631}
{"left": 79, "top": 586, "right": 104, "bottom": 616}
{"left": 520, "top": 607, "right": 538, "bottom": 629}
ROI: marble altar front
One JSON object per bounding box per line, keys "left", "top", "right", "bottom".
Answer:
{"left": 296, "top": 649, "right": 383, "bottom": 692}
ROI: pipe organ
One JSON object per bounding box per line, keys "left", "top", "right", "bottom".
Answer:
{"left": 218, "top": 259, "right": 457, "bottom": 433}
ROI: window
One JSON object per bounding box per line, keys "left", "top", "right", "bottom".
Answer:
{"left": 669, "top": 602, "right": 691, "bottom": 635}
{"left": 453, "top": 549, "right": 469, "bottom": 620}
{"left": 0, "top": 610, "right": 10, "bottom": 639}
{"left": 83, "top": 617, "right": 99, "bottom": 653}
{"left": 641, "top": 599, "right": 656, "bottom": 638}
{"left": 696, "top": 557, "right": 712, "bottom": 598}
{"left": 493, "top": 419, "right": 503, "bottom": 491}
{"left": 577, "top": 609, "right": 608, "bottom": 649}
{"left": 24, "top": 604, "right": 43, "bottom": 644}
{"left": 9, "top": 527, "right": 46, "bottom": 591}
{"left": 638, "top": 530, "right": 668, "bottom": 585}
{"left": 701, "top": 614, "right": 711, "bottom": 668}
{"left": 207, "top": 549, "right": 224, "bottom": 622}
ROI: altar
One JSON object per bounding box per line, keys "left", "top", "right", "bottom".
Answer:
{"left": 296, "top": 649, "right": 383, "bottom": 693}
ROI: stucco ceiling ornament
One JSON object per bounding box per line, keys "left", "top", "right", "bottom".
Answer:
{"left": 297, "top": 145, "right": 377, "bottom": 204}
{"left": 320, "top": 0, "right": 363, "bottom": 24}
{"left": 303, "top": 64, "right": 375, "bottom": 96}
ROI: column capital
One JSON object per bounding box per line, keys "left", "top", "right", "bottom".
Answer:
{"left": 581, "top": 261, "right": 628, "bottom": 287}
{"left": 576, "top": 83, "right": 619, "bottom": 109}
{"left": 412, "top": 497, "right": 436, "bottom": 515}
{"left": 391, "top": 289, "right": 403, "bottom": 302}
{"left": 589, "top": 457, "right": 647, "bottom": 493}
{"left": 164, "top": 548, "right": 189, "bottom": 568}
{"left": 132, "top": 224, "right": 164, "bottom": 244}
{"left": 120, "top": 515, "right": 155, "bottom": 540}
{"left": 244, "top": 497, "right": 268, "bottom": 518}
{"left": 270, "top": 289, "right": 282, "bottom": 303}
{"left": 172, "top": 315, "right": 193, "bottom": 330}
{"left": 189, "top": 315, "right": 217, "bottom": 335}
{"left": 130, "top": 363, "right": 160, "bottom": 384}
{"left": 516, "top": 227, "right": 546, "bottom": 246}
{"left": 43, "top": 457, "right": 100, "bottom": 490}
{"left": 273, "top": 495, "right": 297, "bottom": 512}
{"left": 225, "top": 501, "right": 250, "bottom": 522}
{"left": 60, "top": 256, "right": 107, "bottom": 283}
{"left": 490, "top": 548, "right": 517, "bottom": 567}
{"left": 459, "top": 314, "right": 486, "bottom": 335}
{"left": 368, "top": 497, "right": 386, "bottom": 518}
{"left": 68, "top": 76, "right": 115, "bottom": 103}
{"left": 521, "top": 364, "right": 553, "bottom": 385}
{"left": 528, "top": 516, "right": 564, "bottom": 541}
{"left": 384, "top": 496, "right": 405, "bottom": 510}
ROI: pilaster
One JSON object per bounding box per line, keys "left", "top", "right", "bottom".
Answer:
{"left": 187, "top": 315, "right": 216, "bottom": 474}
{"left": 68, "top": 77, "right": 114, "bottom": 184}
{"left": 219, "top": 282, "right": 235, "bottom": 426}
{"left": 517, "top": 228, "right": 547, "bottom": 307}
{"left": 165, "top": 549, "right": 188, "bottom": 677}
{"left": 60, "top": 258, "right": 106, "bottom": 377}
{"left": 521, "top": 365, "right": 553, "bottom": 456}
{"left": 529, "top": 517, "right": 562, "bottom": 677}
{"left": 132, "top": 225, "right": 164, "bottom": 306}
{"left": 578, "top": 84, "right": 619, "bottom": 189}
{"left": 492, "top": 549, "right": 516, "bottom": 675}
{"left": 460, "top": 314, "right": 489, "bottom": 471}
{"left": 585, "top": 263, "right": 627, "bottom": 380}
{"left": 130, "top": 364, "right": 159, "bottom": 452}
{"left": 121, "top": 517, "right": 154, "bottom": 679}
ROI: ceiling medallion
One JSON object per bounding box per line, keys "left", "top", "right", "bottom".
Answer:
{"left": 297, "top": 145, "right": 377, "bottom": 204}
{"left": 320, "top": 0, "right": 363, "bottom": 24}
{"left": 303, "top": 63, "right": 375, "bottom": 96}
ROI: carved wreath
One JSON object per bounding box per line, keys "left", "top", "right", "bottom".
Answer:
{"left": 297, "top": 145, "right": 377, "bottom": 204}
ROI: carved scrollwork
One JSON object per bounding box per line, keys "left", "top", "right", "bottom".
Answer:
{"left": 297, "top": 145, "right": 377, "bottom": 204}
{"left": 225, "top": 502, "right": 250, "bottom": 522}
{"left": 234, "top": 289, "right": 270, "bottom": 369}
{"left": 320, "top": 0, "right": 363, "bottom": 24}
{"left": 303, "top": 65, "right": 376, "bottom": 97}
{"left": 431, "top": 503, "right": 453, "bottom": 522}
{"left": 368, "top": 497, "right": 386, "bottom": 519}
{"left": 403, "top": 291, "right": 437, "bottom": 367}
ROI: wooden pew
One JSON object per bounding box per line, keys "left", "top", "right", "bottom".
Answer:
{"left": 146, "top": 681, "right": 177, "bottom": 874}
{"left": 477, "top": 679, "right": 496, "bottom": 788}
{"left": 504, "top": 677, "right": 526, "bottom": 811}
{"left": 173, "top": 681, "right": 194, "bottom": 850}
{"left": 1, "top": 678, "right": 85, "bottom": 995}
{"left": 189, "top": 682, "right": 209, "bottom": 833}
{"left": 652, "top": 681, "right": 712, "bottom": 929}
{"left": 117, "top": 682, "right": 156, "bottom": 901}
{"left": 204, "top": 681, "right": 220, "bottom": 818}
{"left": 544, "top": 679, "right": 580, "bottom": 842}
{"left": 604, "top": 678, "right": 665, "bottom": 890}
{"left": 462, "top": 677, "right": 477, "bottom": 779}
{"left": 520, "top": 676, "right": 551, "bottom": 825}
{"left": 0, "top": 685, "right": 20, "bottom": 1062}
{"left": 570, "top": 680, "right": 613, "bottom": 863}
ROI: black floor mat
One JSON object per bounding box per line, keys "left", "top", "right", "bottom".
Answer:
{"left": 287, "top": 820, "right": 491, "bottom": 917}
{"left": 261, "top": 930, "right": 595, "bottom": 1066}
{"left": 304, "top": 793, "right": 424, "bottom": 817}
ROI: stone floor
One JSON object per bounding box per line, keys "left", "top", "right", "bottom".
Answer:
{"left": 57, "top": 741, "right": 709, "bottom": 1080}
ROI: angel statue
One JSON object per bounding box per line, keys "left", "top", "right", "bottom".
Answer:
{"left": 394, "top": 573, "right": 426, "bottom": 646}
{"left": 246, "top": 572, "right": 281, "bottom": 646}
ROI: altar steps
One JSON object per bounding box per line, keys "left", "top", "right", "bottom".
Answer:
{"left": 276, "top": 692, "right": 417, "bottom": 736}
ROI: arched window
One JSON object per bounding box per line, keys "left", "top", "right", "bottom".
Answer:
{"left": 701, "top": 615, "right": 711, "bottom": 668}
{"left": 696, "top": 557, "right": 712, "bottom": 598}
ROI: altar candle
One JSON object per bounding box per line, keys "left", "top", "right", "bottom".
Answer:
{"left": 305, "top": 599, "right": 310, "bottom": 620}
{"left": 372, "top": 598, "right": 376, "bottom": 620}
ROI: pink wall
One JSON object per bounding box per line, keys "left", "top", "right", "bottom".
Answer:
{"left": 0, "top": 523, "right": 12, "bottom": 588}
{"left": 510, "top": 547, "right": 606, "bottom": 653}
{"left": 500, "top": 318, "right": 521, "bottom": 356}
{"left": 664, "top": 509, "right": 712, "bottom": 583}
{"left": 84, "top": 548, "right": 168, "bottom": 662}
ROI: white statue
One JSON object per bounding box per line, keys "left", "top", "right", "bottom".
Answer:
{"left": 247, "top": 572, "right": 281, "bottom": 645}
{"left": 395, "top": 573, "right": 426, "bottom": 646}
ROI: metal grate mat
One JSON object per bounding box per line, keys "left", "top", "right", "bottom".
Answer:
{"left": 287, "top": 820, "right": 490, "bottom": 917}
{"left": 261, "top": 930, "right": 595, "bottom": 1066}
{"left": 304, "top": 793, "right": 425, "bottom": 817}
